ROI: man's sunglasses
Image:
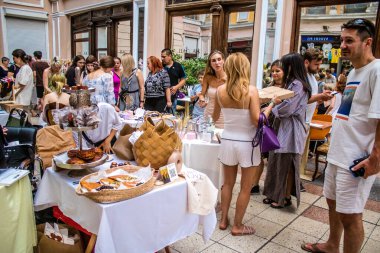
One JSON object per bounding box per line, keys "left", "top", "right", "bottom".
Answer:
{"left": 345, "top": 19, "right": 374, "bottom": 37}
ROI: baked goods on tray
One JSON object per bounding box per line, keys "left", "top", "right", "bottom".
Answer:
{"left": 76, "top": 165, "right": 155, "bottom": 203}
{"left": 66, "top": 148, "right": 101, "bottom": 164}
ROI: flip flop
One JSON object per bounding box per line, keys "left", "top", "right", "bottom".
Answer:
{"left": 231, "top": 225, "right": 256, "bottom": 236}
{"left": 301, "top": 243, "right": 326, "bottom": 253}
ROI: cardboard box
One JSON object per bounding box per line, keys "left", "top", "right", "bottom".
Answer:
{"left": 258, "top": 86, "right": 295, "bottom": 104}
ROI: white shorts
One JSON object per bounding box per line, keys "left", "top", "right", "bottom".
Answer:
{"left": 323, "top": 163, "right": 376, "bottom": 214}
{"left": 218, "top": 139, "right": 261, "bottom": 168}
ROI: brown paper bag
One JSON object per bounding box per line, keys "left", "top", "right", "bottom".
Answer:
{"left": 36, "top": 224, "right": 84, "bottom": 253}
{"left": 36, "top": 125, "right": 76, "bottom": 168}
{"left": 112, "top": 124, "right": 136, "bottom": 160}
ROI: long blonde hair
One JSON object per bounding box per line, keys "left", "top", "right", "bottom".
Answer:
{"left": 51, "top": 74, "right": 66, "bottom": 95}
{"left": 224, "top": 52, "right": 250, "bottom": 102}
{"left": 121, "top": 54, "right": 135, "bottom": 76}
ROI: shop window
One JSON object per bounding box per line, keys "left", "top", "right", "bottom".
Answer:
{"left": 298, "top": 1, "right": 378, "bottom": 75}
{"left": 73, "top": 31, "right": 89, "bottom": 58}
{"left": 227, "top": 11, "right": 253, "bottom": 61}
{"left": 171, "top": 14, "right": 211, "bottom": 59}
{"left": 96, "top": 27, "right": 108, "bottom": 59}
{"left": 116, "top": 20, "right": 132, "bottom": 57}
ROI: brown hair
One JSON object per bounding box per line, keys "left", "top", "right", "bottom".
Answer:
{"left": 148, "top": 56, "right": 163, "bottom": 74}
{"left": 99, "top": 56, "right": 115, "bottom": 68}
{"left": 303, "top": 48, "right": 323, "bottom": 62}
{"left": 205, "top": 50, "right": 225, "bottom": 77}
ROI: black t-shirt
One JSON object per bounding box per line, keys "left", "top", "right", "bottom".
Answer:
{"left": 65, "top": 66, "right": 76, "bottom": 86}
{"left": 164, "top": 61, "right": 186, "bottom": 88}
{"left": 8, "top": 64, "right": 20, "bottom": 78}
{"left": 0, "top": 66, "right": 8, "bottom": 79}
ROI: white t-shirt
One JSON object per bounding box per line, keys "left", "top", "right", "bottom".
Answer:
{"left": 15, "top": 64, "right": 34, "bottom": 106}
{"left": 328, "top": 92, "right": 342, "bottom": 118}
{"left": 327, "top": 59, "right": 380, "bottom": 169}
{"left": 305, "top": 73, "right": 318, "bottom": 123}
{"left": 85, "top": 102, "right": 122, "bottom": 144}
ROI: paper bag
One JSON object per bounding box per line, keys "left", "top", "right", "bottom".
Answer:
{"left": 36, "top": 224, "right": 84, "bottom": 253}
{"left": 36, "top": 125, "right": 76, "bottom": 169}
{"left": 112, "top": 124, "right": 136, "bottom": 160}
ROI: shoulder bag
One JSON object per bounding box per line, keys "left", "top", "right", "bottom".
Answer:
{"left": 252, "top": 113, "right": 280, "bottom": 153}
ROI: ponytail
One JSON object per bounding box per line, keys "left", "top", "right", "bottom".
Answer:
{"left": 56, "top": 82, "right": 64, "bottom": 95}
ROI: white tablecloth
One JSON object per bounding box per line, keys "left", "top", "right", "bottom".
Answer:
{"left": 34, "top": 162, "right": 216, "bottom": 253}
{"left": 182, "top": 139, "right": 222, "bottom": 190}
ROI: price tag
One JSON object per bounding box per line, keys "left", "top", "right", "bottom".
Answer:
{"left": 159, "top": 163, "right": 178, "bottom": 184}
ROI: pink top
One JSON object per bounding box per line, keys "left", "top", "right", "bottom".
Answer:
{"left": 112, "top": 70, "right": 121, "bottom": 101}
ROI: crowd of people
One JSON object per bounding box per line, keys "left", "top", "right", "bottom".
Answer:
{"left": 0, "top": 17, "right": 379, "bottom": 252}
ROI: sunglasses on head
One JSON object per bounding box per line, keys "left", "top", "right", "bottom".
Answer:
{"left": 345, "top": 19, "right": 374, "bottom": 37}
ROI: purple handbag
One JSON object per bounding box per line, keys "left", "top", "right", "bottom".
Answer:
{"left": 252, "top": 113, "right": 280, "bottom": 153}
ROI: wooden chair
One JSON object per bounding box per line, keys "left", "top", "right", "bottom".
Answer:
{"left": 44, "top": 102, "right": 66, "bottom": 125}
{"left": 310, "top": 114, "right": 333, "bottom": 181}
{"left": 313, "top": 141, "right": 329, "bottom": 181}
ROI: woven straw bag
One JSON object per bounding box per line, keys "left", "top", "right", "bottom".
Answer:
{"left": 133, "top": 117, "right": 181, "bottom": 170}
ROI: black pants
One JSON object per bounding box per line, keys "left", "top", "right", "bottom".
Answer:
{"left": 144, "top": 96, "right": 167, "bottom": 113}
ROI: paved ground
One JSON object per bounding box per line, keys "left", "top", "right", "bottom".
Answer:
{"left": 159, "top": 161, "right": 380, "bottom": 253}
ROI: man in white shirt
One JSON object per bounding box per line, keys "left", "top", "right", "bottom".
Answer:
{"left": 302, "top": 18, "right": 380, "bottom": 253}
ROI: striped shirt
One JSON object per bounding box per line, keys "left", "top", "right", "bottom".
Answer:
{"left": 272, "top": 80, "right": 308, "bottom": 155}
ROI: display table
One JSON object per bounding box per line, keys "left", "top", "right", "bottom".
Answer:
{"left": 0, "top": 176, "right": 37, "bottom": 253}
{"left": 34, "top": 162, "right": 216, "bottom": 253}
{"left": 182, "top": 139, "right": 222, "bottom": 190}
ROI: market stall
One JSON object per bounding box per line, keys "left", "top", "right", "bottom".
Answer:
{"left": 34, "top": 160, "right": 217, "bottom": 253}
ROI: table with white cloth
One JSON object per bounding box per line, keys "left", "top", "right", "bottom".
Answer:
{"left": 0, "top": 176, "right": 37, "bottom": 253}
{"left": 182, "top": 139, "right": 222, "bottom": 190}
{"left": 0, "top": 110, "right": 8, "bottom": 126}
{"left": 34, "top": 161, "right": 216, "bottom": 253}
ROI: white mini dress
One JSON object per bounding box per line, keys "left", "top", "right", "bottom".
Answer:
{"left": 217, "top": 94, "right": 261, "bottom": 168}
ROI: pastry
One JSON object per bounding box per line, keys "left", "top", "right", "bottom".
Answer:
{"left": 80, "top": 181, "right": 101, "bottom": 191}
{"left": 67, "top": 157, "right": 86, "bottom": 164}
{"left": 100, "top": 178, "right": 120, "bottom": 187}
{"left": 109, "top": 174, "right": 138, "bottom": 182}
{"left": 67, "top": 149, "right": 79, "bottom": 158}
{"left": 77, "top": 149, "right": 96, "bottom": 161}
{"left": 89, "top": 154, "right": 103, "bottom": 163}
{"left": 93, "top": 147, "right": 103, "bottom": 156}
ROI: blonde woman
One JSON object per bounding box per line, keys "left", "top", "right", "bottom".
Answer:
{"left": 213, "top": 53, "right": 277, "bottom": 236}
{"left": 118, "top": 54, "right": 144, "bottom": 110}
{"left": 42, "top": 75, "right": 70, "bottom": 122}
{"left": 199, "top": 50, "right": 227, "bottom": 128}
{"left": 43, "top": 58, "right": 65, "bottom": 94}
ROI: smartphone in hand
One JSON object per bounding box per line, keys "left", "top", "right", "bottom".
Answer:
{"left": 331, "top": 91, "right": 338, "bottom": 96}
{"left": 349, "top": 155, "right": 369, "bottom": 177}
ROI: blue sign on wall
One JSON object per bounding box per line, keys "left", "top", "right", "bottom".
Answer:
{"left": 301, "top": 35, "right": 339, "bottom": 43}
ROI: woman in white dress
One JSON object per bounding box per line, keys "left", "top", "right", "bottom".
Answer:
{"left": 12, "top": 49, "right": 34, "bottom": 109}
{"left": 198, "top": 50, "right": 227, "bottom": 128}
{"left": 83, "top": 56, "right": 115, "bottom": 105}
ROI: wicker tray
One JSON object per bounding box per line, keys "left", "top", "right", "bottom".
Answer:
{"left": 76, "top": 165, "right": 155, "bottom": 203}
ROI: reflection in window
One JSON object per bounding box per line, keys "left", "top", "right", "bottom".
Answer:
{"left": 227, "top": 12, "right": 254, "bottom": 61}
{"left": 306, "top": 6, "right": 326, "bottom": 15}
{"left": 117, "top": 20, "right": 132, "bottom": 57}
{"left": 237, "top": 12, "right": 249, "bottom": 22}
{"left": 75, "top": 41, "right": 89, "bottom": 58}
{"left": 97, "top": 27, "right": 107, "bottom": 48}
{"left": 171, "top": 14, "right": 211, "bottom": 59}
{"left": 74, "top": 32, "right": 89, "bottom": 40}
{"left": 344, "top": 3, "right": 369, "bottom": 13}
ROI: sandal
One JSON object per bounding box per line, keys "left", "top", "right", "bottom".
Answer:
{"left": 263, "top": 198, "right": 274, "bottom": 204}
{"left": 231, "top": 225, "right": 256, "bottom": 236}
{"left": 270, "top": 198, "right": 292, "bottom": 209}
{"left": 301, "top": 243, "right": 326, "bottom": 253}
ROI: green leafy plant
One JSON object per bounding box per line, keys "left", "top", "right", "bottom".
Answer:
{"left": 179, "top": 57, "right": 207, "bottom": 86}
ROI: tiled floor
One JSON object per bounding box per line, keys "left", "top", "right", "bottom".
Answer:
{"left": 158, "top": 168, "right": 380, "bottom": 253}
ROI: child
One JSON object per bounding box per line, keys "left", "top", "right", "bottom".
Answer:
{"left": 190, "top": 70, "right": 205, "bottom": 119}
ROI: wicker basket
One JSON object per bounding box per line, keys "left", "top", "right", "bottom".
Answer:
{"left": 76, "top": 165, "right": 156, "bottom": 203}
